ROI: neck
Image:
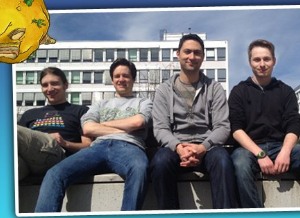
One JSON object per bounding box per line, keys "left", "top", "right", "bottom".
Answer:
{"left": 251, "top": 76, "right": 271, "bottom": 87}
{"left": 179, "top": 71, "right": 200, "bottom": 85}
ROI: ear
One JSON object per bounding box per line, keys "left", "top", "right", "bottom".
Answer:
{"left": 176, "top": 50, "right": 180, "bottom": 58}
{"left": 64, "top": 82, "right": 69, "bottom": 90}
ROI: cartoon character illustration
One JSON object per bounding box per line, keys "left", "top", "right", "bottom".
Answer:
{"left": 0, "top": 0, "right": 56, "bottom": 64}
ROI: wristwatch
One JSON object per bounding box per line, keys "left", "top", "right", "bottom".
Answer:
{"left": 256, "top": 150, "right": 267, "bottom": 159}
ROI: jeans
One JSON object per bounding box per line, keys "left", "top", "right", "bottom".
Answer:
{"left": 150, "top": 146, "right": 239, "bottom": 209}
{"left": 35, "top": 139, "right": 149, "bottom": 212}
{"left": 231, "top": 142, "right": 300, "bottom": 208}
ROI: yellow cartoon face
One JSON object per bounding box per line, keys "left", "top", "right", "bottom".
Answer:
{"left": 0, "top": 0, "right": 55, "bottom": 64}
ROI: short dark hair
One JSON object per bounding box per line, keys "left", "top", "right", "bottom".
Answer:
{"left": 248, "top": 39, "right": 275, "bottom": 60}
{"left": 109, "top": 58, "right": 137, "bottom": 81}
{"left": 178, "top": 34, "right": 205, "bottom": 52}
{"left": 39, "top": 67, "right": 67, "bottom": 84}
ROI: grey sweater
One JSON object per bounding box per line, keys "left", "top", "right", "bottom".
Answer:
{"left": 152, "top": 72, "right": 230, "bottom": 151}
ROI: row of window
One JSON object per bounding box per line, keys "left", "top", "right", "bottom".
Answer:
{"left": 16, "top": 91, "right": 155, "bottom": 107}
{"left": 16, "top": 68, "right": 227, "bottom": 85}
{"left": 25, "top": 47, "right": 226, "bottom": 63}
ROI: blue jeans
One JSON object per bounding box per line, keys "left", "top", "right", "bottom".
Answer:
{"left": 35, "top": 139, "right": 149, "bottom": 212}
{"left": 231, "top": 142, "right": 300, "bottom": 208}
{"left": 150, "top": 146, "right": 239, "bottom": 209}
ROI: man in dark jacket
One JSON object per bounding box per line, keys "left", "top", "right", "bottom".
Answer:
{"left": 229, "top": 39, "right": 300, "bottom": 208}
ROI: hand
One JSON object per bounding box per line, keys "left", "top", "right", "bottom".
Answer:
{"left": 257, "top": 156, "right": 275, "bottom": 175}
{"left": 176, "top": 143, "right": 206, "bottom": 167}
{"left": 49, "top": 132, "right": 68, "bottom": 148}
{"left": 274, "top": 150, "right": 291, "bottom": 174}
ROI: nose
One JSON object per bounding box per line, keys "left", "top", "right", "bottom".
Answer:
{"left": 188, "top": 52, "right": 196, "bottom": 59}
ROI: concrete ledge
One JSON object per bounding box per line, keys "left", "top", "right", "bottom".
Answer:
{"left": 18, "top": 172, "right": 300, "bottom": 213}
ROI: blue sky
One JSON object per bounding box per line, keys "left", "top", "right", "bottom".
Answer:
{"left": 47, "top": 6, "right": 300, "bottom": 90}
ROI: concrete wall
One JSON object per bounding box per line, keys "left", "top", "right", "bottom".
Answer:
{"left": 18, "top": 172, "right": 300, "bottom": 214}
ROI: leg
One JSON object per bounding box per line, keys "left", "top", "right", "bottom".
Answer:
{"left": 35, "top": 141, "right": 109, "bottom": 212}
{"left": 287, "top": 143, "right": 300, "bottom": 172}
{"left": 231, "top": 147, "right": 262, "bottom": 208}
{"left": 17, "top": 125, "right": 65, "bottom": 179}
{"left": 149, "top": 147, "right": 181, "bottom": 209}
{"left": 108, "top": 140, "right": 149, "bottom": 210}
{"left": 203, "top": 146, "right": 239, "bottom": 209}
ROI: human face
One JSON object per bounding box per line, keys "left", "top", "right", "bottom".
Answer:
{"left": 177, "top": 39, "right": 204, "bottom": 74}
{"left": 41, "top": 74, "right": 68, "bottom": 105}
{"left": 112, "top": 65, "right": 134, "bottom": 97}
{"left": 249, "top": 46, "right": 276, "bottom": 79}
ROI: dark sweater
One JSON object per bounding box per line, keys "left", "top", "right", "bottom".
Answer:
{"left": 228, "top": 77, "right": 300, "bottom": 144}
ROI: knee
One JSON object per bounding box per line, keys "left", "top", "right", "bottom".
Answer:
{"left": 150, "top": 148, "right": 178, "bottom": 176}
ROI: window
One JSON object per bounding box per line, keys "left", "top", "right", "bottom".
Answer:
{"left": 140, "top": 49, "right": 148, "bottom": 62}
{"left": 37, "top": 50, "right": 47, "bottom": 62}
{"left": 94, "top": 49, "right": 103, "bottom": 62}
{"left": 81, "top": 92, "right": 92, "bottom": 106}
{"left": 172, "top": 49, "right": 178, "bottom": 61}
{"left": 59, "top": 49, "right": 70, "bottom": 62}
{"left": 36, "top": 93, "right": 45, "bottom": 106}
{"left": 70, "top": 92, "right": 80, "bottom": 105}
{"left": 48, "top": 49, "right": 58, "bottom": 62}
{"left": 82, "top": 49, "right": 93, "bottom": 62}
{"left": 25, "top": 71, "right": 35, "bottom": 84}
{"left": 139, "top": 70, "right": 148, "bottom": 83}
{"left": 217, "top": 48, "right": 226, "bottom": 61}
{"left": 24, "top": 93, "right": 34, "bottom": 106}
{"left": 162, "top": 49, "right": 170, "bottom": 61}
{"left": 82, "top": 72, "right": 92, "bottom": 84}
{"left": 106, "top": 49, "right": 114, "bottom": 62}
{"left": 117, "top": 49, "right": 126, "bottom": 58}
{"left": 150, "top": 48, "right": 159, "bottom": 62}
{"left": 128, "top": 49, "right": 137, "bottom": 61}
{"left": 206, "top": 48, "right": 215, "bottom": 61}
{"left": 162, "top": 70, "right": 170, "bottom": 82}
{"left": 26, "top": 51, "right": 36, "bottom": 63}
{"left": 206, "top": 69, "right": 215, "bottom": 80}
{"left": 71, "top": 49, "right": 81, "bottom": 62}
{"left": 94, "top": 71, "right": 103, "bottom": 84}
{"left": 17, "top": 93, "right": 23, "bottom": 106}
{"left": 16, "top": 71, "right": 23, "bottom": 84}
{"left": 71, "top": 71, "right": 80, "bottom": 84}
{"left": 217, "top": 69, "right": 226, "bottom": 82}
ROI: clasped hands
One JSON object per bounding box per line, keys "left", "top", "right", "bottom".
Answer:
{"left": 176, "top": 143, "right": 207, "bottom": 167}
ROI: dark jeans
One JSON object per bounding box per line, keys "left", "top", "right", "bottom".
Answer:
{"left": 150, "top": 146, "right": 239, "bottom": 209}
{"left": 231, "top": 142, "right": 300, "bottom": 208}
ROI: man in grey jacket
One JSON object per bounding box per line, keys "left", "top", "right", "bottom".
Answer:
{"left": 150, "top": 34, "right": 238, "bottom": 209}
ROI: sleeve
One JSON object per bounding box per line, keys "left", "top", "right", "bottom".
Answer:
{"left": 139, "top": 98, "right": 153, "bottom": 127}
{"left": 80, "top": 101, "right": 101, "bottom": 127}
{"left": 228, "top": 85, "right": 247, "bottom": 133}
{"left": 281, "top": 86, "right": 300, "bottom": 136}
{"left": 202, "top": 82, "right": 231, "bottom": 149}
{"left": 152, "top": 85, "right": 180, "bottom": 151}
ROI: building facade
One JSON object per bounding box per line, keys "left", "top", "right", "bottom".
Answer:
{"left": 295, "top": 84, "right": 300, "bottom": 113}
{"left": 14, "top": 32, "right": 229, "bottom": 116}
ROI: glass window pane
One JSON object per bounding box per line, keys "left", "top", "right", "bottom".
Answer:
{"left": 151, "top": 48, "right": 159, "bottom": 62}
{"left": 82, "top": 49, "right": 92, "bottom": 62}
{"left": 17, "top": 93, "right": 23, "bottom": 106}
{"left": 206, "top": 48, "right": 215, "bottom": 61}
{"left": 71, "top": 49, "right": 81, "bottom": 62}
{"left": 139, "top": 70, "right": 148, "bottom": 83}
{"left": 117, "top": 49, "right": 126, "bottom": 58}
{"left": 82, "top": 92, "right": 92, "bottom": 106}
{"left": 71, "top": 71, "right": 80, "bottom": 84}
{"left": 59, "top": 49, "right": 70, "bottom": 62}
{"left": 26, "top": 72, "right": 34, "bottom": 84}
{"left": 36, "top": 93, "right": 45, "bottom": 106}
{"left": 162, "top": 49, "right": 170, "bottom": 61}
{"left": 37, "top": 49, "right": 47, "bottom": 62}
{"left": 140, "top": 49, "right": 148, "bottom": 62}
{"left": 16, "top": 71, "right": 23, "bottom": 84}
{"left": 83, "top": 72, "right": 91, "bottom": 84}
{"left": 217, "top": 69, "right": 226, "bottom": 82}
{"left": 128, "top": 49, "right": 137, "bottom": 61}
{"left": 106, "top": 49, "right": 114, "bottom": 62}
{"left": 48, "top": 49, "right": 58, "bottom": 62}
{"left": 94, "top": 71, "right": 103, "bottom": 84}
{"left": 206, "top": 69, "right": 215, "bottom": 80}
{"left": 24, "top": 93, "right": 34, "bottom": 106}
{"left": 172, "top": 49, "right": 178, "bottom": 61}
{"left": 162, "top": 70, "right": 170, "bottom": 82}
{"left": 217, "top": 48, "right": 226, "bottom": 61}
{"left": 71, "top": 92, "right": 80, "bottom": 104}
{"left": 94, "top": 49, "right": 103, "bottom": 62}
